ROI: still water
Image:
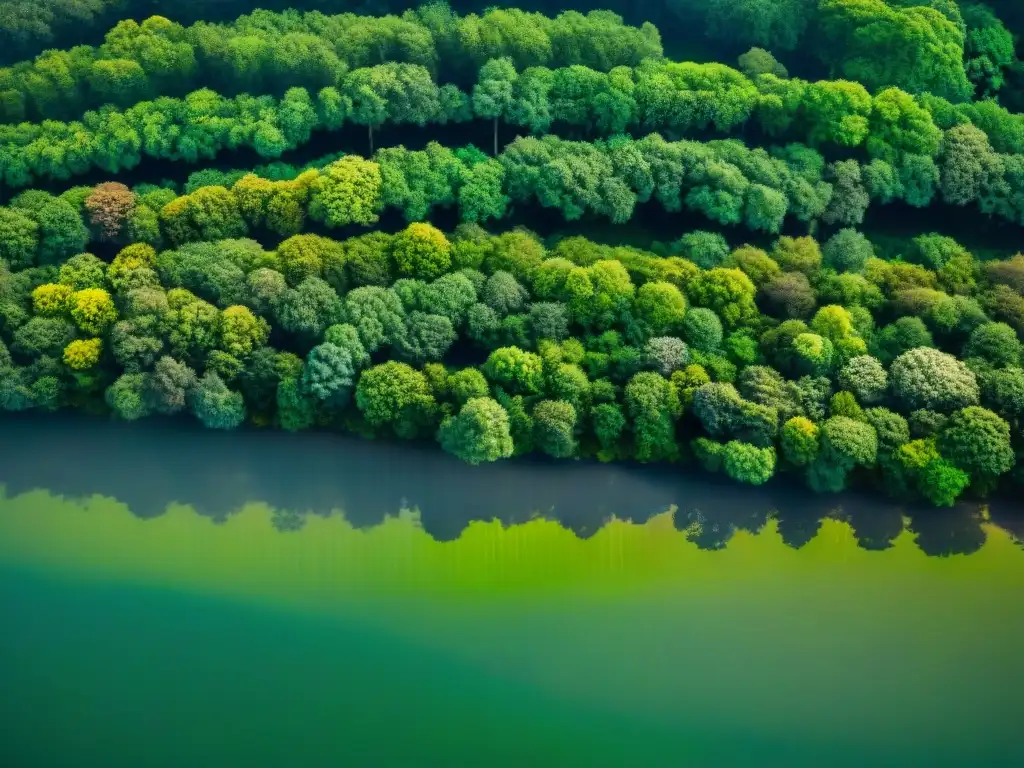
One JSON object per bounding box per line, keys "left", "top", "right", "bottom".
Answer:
{"left": 0, "top": 416, "right": 1022, "bottom": 767}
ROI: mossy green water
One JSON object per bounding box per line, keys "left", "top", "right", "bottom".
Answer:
{"left": 1, "top": 475, "right": 1022, "bottom": 767}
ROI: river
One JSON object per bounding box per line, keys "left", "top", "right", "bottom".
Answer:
{"left": 0, "top": 415, "right": 1022, "bottom": 766}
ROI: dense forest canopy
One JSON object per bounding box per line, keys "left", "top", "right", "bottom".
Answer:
{"left": 1, "top": 1, "right": 1023, "bottom": 508}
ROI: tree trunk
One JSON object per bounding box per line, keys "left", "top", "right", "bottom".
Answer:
{"left": 368, "top": 124, "right": 374, "bottom": 155}
{"left": 493, "top": 117, "right": 498, "bottom": 157}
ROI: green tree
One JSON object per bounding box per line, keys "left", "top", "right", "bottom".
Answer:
{"left": 964, "top": 322, "right": 1021, "bottom": 368}
{"left": 723, "top": 441, "right": 776, "bottom": 485}
{"left": 687, "top": 268, "right": 757, "bottom": 330}
{"left": 781, "top": 416, "right": 820, "bottom": 466}
{"left": 808, "top": 415, "right": 878, "bottom": 492}
{"left": 0, "top": 208, "right": 40, "bottom": 269}
{"left": 190, "top": 371, "right": 245, "bottom": 429}
{"left": 105, "top": 373, "right": 151, "bottom": 421}
{"left": 392, "top": 223, "right": 453, "bottom": 281}
{"left": 483, "top": 346, "right": 544, "bottom": 394}
{"left": 817, "top": 0, "right": 972, "bottom": 101}
{"left": 145, "top": 355, "right": 196, "bottom": 415}
{"left": 682, "top": 308, "right": 724, "bottom": 352}
{"left": 625, "top": 371, "right": 680, "bottom": 462}
{"left": 308, "top": 157, "right": 382, "bottom": 228}
{"left": 273, "top": 277, "right": 344, "bottom": 342}
{"left": 937, "top": 406, "right": 1015, "bottom": 483}
{"left": 839, "top": 355, "right": 888, "bottom": 404}
{"left": 302, "top": 342, "right": 355, "bottom": 408}
{"left": 438, "top": 396, "right": 514, "bottom": 465}
{"left": 890, "top": 347, "right": 979, "bottom": 412}
{"left": 356, "top": 361, "right": 437, "bottom": 439}
{"left": 822, "top": 229, "right": 873, "bottom": 273}
{"left": 473, "top": 57, "right": 517, "bottom": 155}
{"left": 532, "top": 399, "right": 577, "bottom": 458}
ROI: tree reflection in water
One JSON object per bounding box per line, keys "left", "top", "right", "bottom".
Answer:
{"left": 0, "top": 414, "right": 1017, "bottom": 556}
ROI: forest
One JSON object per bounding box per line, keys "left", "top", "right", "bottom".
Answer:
{"left": 1, "top": 0, "right": 1023, "bottom": 508}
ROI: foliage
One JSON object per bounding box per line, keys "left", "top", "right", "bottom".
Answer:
{"left": 0, "top": 4, "right": 1021, "bottom": 506}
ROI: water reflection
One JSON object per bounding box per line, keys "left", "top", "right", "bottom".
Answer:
{"left": 0, "top": 414, "right": 1017, "bottom": 556}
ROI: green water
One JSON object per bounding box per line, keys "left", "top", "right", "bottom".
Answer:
{"left": 0, "top": 418, "right": 1023, "bottom": 767}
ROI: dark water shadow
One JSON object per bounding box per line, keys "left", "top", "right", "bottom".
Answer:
{"left": 0, "top": 413, "right": 1019, "bottom": 556}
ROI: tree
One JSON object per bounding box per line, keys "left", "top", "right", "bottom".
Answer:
{"left": 532, "top": 399, "right": 577, "bottom": 458}
{"left": 0, "top": 207, "right": 39, "bottom": 269}
{"left": 822, "top": 229, "right": 873, "bottom": 273}
{"left": 817, "top": 0, "right": 972, "bottom": 101}
{"left": 31, "top": 283, "right": 72, "bottom": 317}
{"left": 275, "top": 376, "right": 316, "bottom": 432}
{"left": 687, "top": 268, "right": 758, "bottom": 330}
{"left": 341, "top": 63, "right": 442, "bottom": 153}
{"left": 69, "top": 288, "right": 116, "bottom": 335}
{"left": 84, "top": 182, "right": 135, "bottom": 242}
{"left": 675, "top": 231, "right": 730, "bottom": 269}
{"left": 355, "top": 361, "right": 437, "bottom": 438}
{"left": 872, "top": 317, "right": 934, "bottom": 364}
{"left": 808, "top": 415, "right": 878, "bottom": 492}
{"left": 392, "top": 223, "right": 452, "bottom": 281}
{"left": 625, "top": 371, "right": 680, "bottom": 462}
{"left": 839, "top": 355, "right": 888, "bottom": 404}
{"left": 964, "top": 322, "right": 1021, "bottom": 368}
{"left": 345, "top": 286, "right": 407, "bottom": 352}
{"left": 529, "top": 302, "right": 570, "bottom": 343}
{"left": 864, "top": 407, "right": 910, "bottom": 454}
{"left": 644, "top": 337, "right": 689, "bottom": 377}
{"left": 781, "top": 416, "right": 820, "bottom": 466}
{"left": 323, "top": 324, "right": 370, "bottom": 371}
{"left": 302, "top": 342, "right": 355, "bottom": 408}
{"left": 30, "top": 198, "right": 89, "bottom": 263}
{"left": 937, "top": 406, "right": 1015, "bottom": 482}
{"left": 220, "top": 306, "right": 269, "bottom": 359}
{"left": 160, "top": 187, "right": 248, "bottom": 246}
{"left": 705, "top": 0, "right": 812, "bottom": 51}
{"left": 918, "top": 458, "right": 971, "bottom": 507}
{"left": 761, "top": 272, "right": 816, "bottom": 319}
{"left": 63, "top": 338, "right": 101, "bottom": 371}
{"left": 145, "top": 356, "right": 197, "bottom": 415}
{"left": 730, "top": 246, "right": 781, "bottom": 288}
{"left": 419, "top": 272, "right": 477, "bottom": 327}
{"left": 447, "top": 368, "right": 489, "bottom": 405}
{"left": 273, "top": 277, "right": 344, "bottom": 342}
{"left": 793, "top": 332, "right": 835, "bottom": 376}
{"left": 438, "top": 396, "right": 514, "bottom": 465}
{"left": 962, "top": 3, "right": 1016, "bottom": 97}
{"left": 483, "top": 346, "right": 544, "bottom": 394}
{"left": 939, "top": 123, "right": 1001, "bottom": 206}
{"left": 245, "top": 268, "right": 288, "bottom": 316}
{"left": 980, "top": 367, "right": 1024, "bottom": 425}
{"left": 890, "top": 347, "right": 979, "bottom": 412}
{"left": 473, "top": 57, "right": 517, "bottom": 155}
{"left": 105, "top": 373, "right": 151, "bottom": 421}
{"left": 723, "top": 441, "right": 776, "bottom": 485}
{"left": 772, "top": 236, "right": 822, "bottom": 275}
{"left": 396, "top": 311, "right": 456, "bottom": 365}
{"left": 276, "top": 234, "right": 342, "bottom": 287}
{"left": 190, "top": 371, "right": 245, "bottom": 429}
{"left": 58, "top": 253, "right": 107, "bottom": 290}
{"left": 635, "top": 281, "right": 687, "bottom": 337}
{"left": 682, "top": 308, "right": 724, "bottom": 353}
{"left": 481, "top": 271, "right": 529, "bottom": 316}
{"left": 738, "top": 48, "right": 788, "bottom": 78}
{"left": 308, "top": 157, "right": 382, "bottom": 228}
{"left": 822, "top": 161, "right": 870, "bottom": 226}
